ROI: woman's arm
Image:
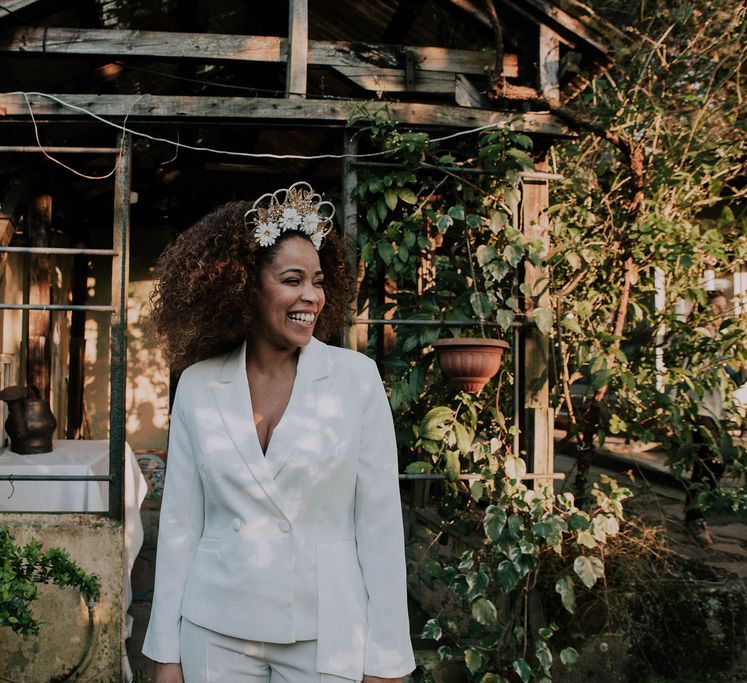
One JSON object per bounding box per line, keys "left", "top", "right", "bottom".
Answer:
{"left": 354, "top": 359, "right": 416, "bottom": 679}
{"left": 142, "top": 381, "right": 205, "bottom": 664}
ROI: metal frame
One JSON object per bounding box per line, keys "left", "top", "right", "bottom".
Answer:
{"left": 0, "top": 137, "right": 131, "bottom": 520}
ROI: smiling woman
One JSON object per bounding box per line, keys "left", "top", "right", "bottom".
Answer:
{"left": 144, "top": 183, "right": 416, "bottom": 683}
{"left": 150, "top": 193, "right": 352, "bottom": 373}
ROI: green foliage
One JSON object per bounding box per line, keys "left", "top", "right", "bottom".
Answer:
{"left": 546, "top": 0, "right": 747, "bottom": 510}
{"left": 0, "top": 525, "right": 100, "bottom": 636}
{"left": 416, "top": 461, "right": 630, "bottom": 681}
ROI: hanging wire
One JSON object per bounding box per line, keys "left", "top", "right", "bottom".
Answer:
{"left": 10, "top": 90, "right": 515, "bottom": 163}
{"left": 20, "top": 92, "right": 144, "bottom": 180}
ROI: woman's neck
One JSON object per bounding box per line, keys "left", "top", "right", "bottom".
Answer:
{"left": 245, "top": 337, "right": 300, "bottom": 377}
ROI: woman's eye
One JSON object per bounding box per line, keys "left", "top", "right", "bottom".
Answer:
{"left": 285, "top": 279, "right": 300, "bottom": 285}
{"left": 314, "top": 280, "right": 324, "bottom": 287}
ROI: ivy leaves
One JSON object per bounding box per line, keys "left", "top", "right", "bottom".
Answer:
{"left": 0, "top": 526, "right": 100, "bottom": 636}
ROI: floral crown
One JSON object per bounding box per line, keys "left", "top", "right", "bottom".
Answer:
{"left": 243, "top": 181, "right": 335, "bottom": 250}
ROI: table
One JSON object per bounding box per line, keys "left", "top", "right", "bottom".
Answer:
{"left": 0, "top": 439, "right": 148, "bottom": 682}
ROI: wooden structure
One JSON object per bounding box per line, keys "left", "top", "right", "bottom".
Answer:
{"left": 0, "top": 0, "right": 621, "bottom": 677}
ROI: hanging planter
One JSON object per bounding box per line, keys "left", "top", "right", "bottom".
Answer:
{"left": 431, "top": 219, "right": 510, "bottom": 393}
{"left": 433, "top": 338, "right": 509, "bottom": 393}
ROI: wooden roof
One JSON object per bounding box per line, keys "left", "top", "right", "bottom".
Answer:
{"left": 0, "top": 0, "right": 624, "bottom": 232}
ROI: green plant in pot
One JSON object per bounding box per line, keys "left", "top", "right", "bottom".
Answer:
{"left": 433, "top": 216, "right": 512, "bottom": 393}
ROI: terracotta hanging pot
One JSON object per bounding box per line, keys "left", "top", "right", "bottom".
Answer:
{"left": 432, "top": 338, "right": 510, "bottom": 393}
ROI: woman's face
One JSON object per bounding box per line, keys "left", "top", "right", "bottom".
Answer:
{"left": 253, "top": 236, "right": 326, "bottom": 349}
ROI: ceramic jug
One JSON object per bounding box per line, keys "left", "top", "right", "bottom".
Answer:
{"left": 0, "top": 385, "right": 57, "bottom": 454}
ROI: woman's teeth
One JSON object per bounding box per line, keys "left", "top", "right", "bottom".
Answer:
{"left": 289, "top": 313, "right": 314, "bottom": 324}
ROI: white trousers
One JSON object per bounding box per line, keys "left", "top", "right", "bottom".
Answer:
{"left": 180, "top": 619, "right": 361, "bottom": 683}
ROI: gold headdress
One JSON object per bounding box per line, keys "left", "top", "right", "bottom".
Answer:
{"left": 243, "top": 181, "right": 335, "bottom": 250}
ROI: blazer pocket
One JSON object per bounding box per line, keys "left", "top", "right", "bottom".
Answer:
{"left": 315, "top": 539, "right": 367, "bottom": 680}
{"left": 197, "top": 537, "right": 222, "bottom": 552}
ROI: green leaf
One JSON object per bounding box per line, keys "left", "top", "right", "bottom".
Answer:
{"left": 448, "top": 204, "right": 465, "bottom": 220}
{"left": 466, "top": 214, "right": 483, "bottom": 228}
{"left": 560, "top": 647, "right": 579, "bottom": 667}
{"left": 465, "top": 648, "right": 486, "bottom": 674}
{"left": 397, "top": 187, "right": 418, "bottom": 204}
{"left": 454, "top": 422, "right": 474, "bottom": 455}
{"left": 507, "top": 148, "right": 535, "bottom": 170}
{"left": 561, "top": 316, "right": 583, "bottom": 335}
{"left": 470, "top": 292, "right": 492, "bottom": 318}
{"left": 533, "top": 307, "right": 553, "bottom": 334}
{"left": 496, "top": 560, "right": 520, "bottom": 592}
{"left": 366, "top": 206, "right": 379, "bottom": 230}
{"left": 376, "top": 198, "right": 388, "bottom": 222}
{"left": 384, "top": 189, "right": 398, "bottom": 211}
{"left": 476, "top": 244, "right": 497, "bottom": 265}
{"left": 445, "top": 451, "right": 461, "bottom": 482}
{"left": 435, "top": 214, "right": 453, "bottom": 233}
{"left": 555, "top": 576, "right": 575, "bottom": 614}
{"left": 495, "top": 308, "right": 515, "bottom": 331}
{"left": 536, "top": 640, "right": 553, "bottom": 673}
{"left": 590, "top": 368, "right": 613, "bottom": 391}
{"left": 420, "top": 406, "right": 454, "bottom": 440}
{"left": 471, "top": 596, "right": 498, "bottom": 626}
{"left": 404, "top": 461, "right": 433, "bottom": 474}
{"left": 481, "top": 674, "right": 509, "bottom": 683}
{"left": 421, "top": 618, "right": 442, "bottom": 641}
{"left": 511, "top": 133, "right": 533, "bottom": 149}
{"left": 360, "top": 241, "right": 374, "bottom": 263}
{"left": 438, "top": 645, "right": 453, "bottom": 661}
{"left": 505, "top": 455, "right": 526, "bottom": 480}
{"left": 512, "top": 658, "right": 531, "bottom": 683}
{"left": 573, "top": 555, "right": 604, "bottom": 589}
{"left": 470, "top": 480, "right": 485, "bottom": 502}
{"left": 483, "top": 505, "right": 507, "bottom": 541}
{"left": 377, "top": 241, "right": 394, "bottom": 265}
{"left": 503, "top": 244, "right": 524, "bottom": 267}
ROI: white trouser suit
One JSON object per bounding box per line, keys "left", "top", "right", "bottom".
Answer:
{"left": 142, "top": 339, "right": 416, "bottom": 682}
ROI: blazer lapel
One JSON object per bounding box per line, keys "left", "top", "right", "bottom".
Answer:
{"left": 265, "top": 337, "right": 333, "bottom": 478}
{"left": 212, "top": 340, "right": 288, "bottom": 517}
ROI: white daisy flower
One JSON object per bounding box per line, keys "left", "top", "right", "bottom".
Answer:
{"left": 310, "top": 231, "right": 324, "bottom": 250}
{"left": 280, "top": 207, "right": 302, "bottom": 230}
{"left": 301, "top": 212, "right": 319, "bottom": 235}
{"left": 255, "top": 221, "right": 280, "bottom": 247}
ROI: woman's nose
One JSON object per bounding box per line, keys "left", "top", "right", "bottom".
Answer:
{"left": 300, "top": 281, "right": 322, "bottom": 303}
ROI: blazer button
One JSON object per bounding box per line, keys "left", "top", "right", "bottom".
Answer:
{"left": 278, "top": 520, "right": 291, "bottom": 533}
{"left": 232, "top": 518, "right": 241, "bottom": 531}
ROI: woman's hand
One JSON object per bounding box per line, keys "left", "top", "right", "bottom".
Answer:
{"left": 154, "top": 662, "right": 185, "bottom": 683}
{"left": 363, "top": 676, "right": 404, "bottom": 683}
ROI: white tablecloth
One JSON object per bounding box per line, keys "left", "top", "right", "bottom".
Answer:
{"left": 0, "top": 439, "right": 148, "bottom": 681}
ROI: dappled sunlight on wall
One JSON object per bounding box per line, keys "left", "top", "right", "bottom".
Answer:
{"left": 126, "top": 280, "right": 169, "bottom": 450}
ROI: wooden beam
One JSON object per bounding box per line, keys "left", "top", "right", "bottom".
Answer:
{"left": 341, "top": 132, "right": 358, "bottom": 351}
{"left": 286, "top": 0, "right": 308, "bottom": 98}
{"left": 0, "top": 94, "right": 572, "bottom": 135}
{"left": 539, "top": 24, "right": 560, "bottom": 105}
{"left": 455, "top": 74, "right": 489, "bottom": 108}
{"left": 519, "top": 169, "right": 554, "bottom": 489}
{"left": 313, "top": 41, "right": 515, "bottom": 76}
{"left": 332, "top": 65, "right": 456, "bottom": 94}
{"left": 26, "top": 194, "right": 52, "bottom": 400}
{"left": 0, "top": 0, "right": 44, "bottom": 21}
{"left": 0, "top": 27, "right": 516, "bottom": 77}
{"left": 514, "top": 0, "right": 626, "bottom": 54}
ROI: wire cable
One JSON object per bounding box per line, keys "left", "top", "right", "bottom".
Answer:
{"left": 9, "top": 90, "right": 518, "bottom": 165}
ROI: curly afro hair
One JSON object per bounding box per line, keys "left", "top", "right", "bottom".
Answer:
{"left": 150, "top": 200, "right": 355, "bottom": 372}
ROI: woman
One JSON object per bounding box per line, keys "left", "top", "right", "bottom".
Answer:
{"left": 142, "top": 183, "right": 416, "bottom": 683}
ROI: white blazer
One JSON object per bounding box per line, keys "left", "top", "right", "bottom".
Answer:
{"left": 142, "top": 338, "right": 416, "bottom": 680}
